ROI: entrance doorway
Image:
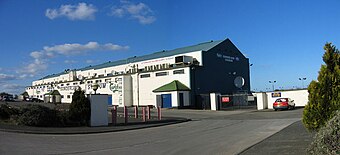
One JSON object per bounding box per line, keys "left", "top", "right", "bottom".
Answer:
{"left": 161, "top": 94, "right": 172, "bottom": 108}
{"left": 179, "top": 93, "right": 184, "bottom": 107}
{"left": 108, "top": 95, "right": 112, "bottom": 106}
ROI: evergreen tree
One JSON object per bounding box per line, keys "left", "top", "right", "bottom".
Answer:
{"left": 303, "top": 43, "right": 340, "bottom": 131}
{"left": 69, "top": 89, "right": 91, "bottom": 125}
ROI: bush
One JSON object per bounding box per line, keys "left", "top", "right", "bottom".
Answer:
{"left": 307, "top": 110, "right": 340, "bottom": 154}
{"left": 18, "top": 104, "right": 59, "bottom": 127}
{"left": 69, "top": 90, "right": 90, "bottom": 126}
{"left": 0, "top": 104, "right": 20, "bottom": 119}
{"left": 303, "top": 43, "right": 340, "bottom": 131}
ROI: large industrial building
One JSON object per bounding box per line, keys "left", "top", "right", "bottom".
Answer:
{"left": 25, "top": 38, "right": 250, "bottom": 109}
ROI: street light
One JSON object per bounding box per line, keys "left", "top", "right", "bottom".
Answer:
{"left": 269, "top": 80, "right": 277, "bottom": 91}
{"left": 299, "top": 77, "right": 307, "bottom": 88}
{"left": 92, "top": 83, "right": 99, "bottom": 94}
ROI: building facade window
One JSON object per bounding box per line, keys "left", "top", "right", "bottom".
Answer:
{"left": 156, "top": 72, "right": 168, "bottom": 77}
{"left": 140, "top": 74, "right": 151, "bottom": 78}
{"left": 67, "top": 95, "right": 70, "bottom": 99}
{"left": 173, "top": 69, "right": 185, "bottom": 74}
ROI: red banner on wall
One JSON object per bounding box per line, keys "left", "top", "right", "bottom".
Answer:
{"left": 222, "top": 97, "right": 230, "bottom": 103}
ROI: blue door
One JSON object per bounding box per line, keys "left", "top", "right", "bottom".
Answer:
{"left": 161, "top": 94, "right": 172, "bottom": 108}
{"left": 108, "top": 95, "right": 112, "bottom": 105}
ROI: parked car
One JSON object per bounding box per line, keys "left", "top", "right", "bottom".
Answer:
{"left": 27, "top": 98, "right": 44, "bottom": 103}
{"left": 2, "top": 97, "right": 14, "bottom": 101}
{"left": 273, "top": 98, "right": 295, "bottom": 111}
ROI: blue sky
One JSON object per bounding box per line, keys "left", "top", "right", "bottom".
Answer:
{"left": 1, "top": 0, "right": 340, "bottom": 94}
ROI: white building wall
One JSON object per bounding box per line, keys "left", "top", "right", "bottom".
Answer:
{"left": 123, "top": 76, "right": 133, "bottom": 106}
{"left": 266, "top": 89, "right": 308, "bottom": 109}
{"left": 256, "top": 89, "right": 308, "bottom": 110}
{"left": 256, "top": 92, "right": 268, "bottom": 110}
{"left": 171, "top": 92, "right": 178, "bottom": 107}
{"left": 138, "top": 67, "right": 191, "bottom": 106}
{"left": 26, "top": 51, "right": 200, "bottom": 106}
{"left": 153, "top": 91, "right": 190, "bottom": 108}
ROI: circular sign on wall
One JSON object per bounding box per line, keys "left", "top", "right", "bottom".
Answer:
{"left": 234, "top": 76, "right": 245, "bottom": 88}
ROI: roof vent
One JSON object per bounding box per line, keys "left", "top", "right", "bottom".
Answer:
{"left": 210, "top": 40, "right": 213, "bottom": 42}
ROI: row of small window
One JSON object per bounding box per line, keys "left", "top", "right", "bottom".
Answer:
{"left": 31, "top": 95, "right": 71, "bottom": 99}
{"left": 61, "top": 95, "right": 71, "bottom": 99}
{"left": 140, "top": 69, "right": 185, "bottom": 78}
{"left": 28, "top": 82, "right": 79, "bottom": 89}
{"left": 87, "top": 79, "right": 108, "bottom": 84}
{"left": 27, "top": 86, "right": 48, "bottom": 90}
{"left": 60, "top": 82, "right": 78, "bottom": 86}
{"left": 35, "top": 95, "right": 43, "bottom": 98}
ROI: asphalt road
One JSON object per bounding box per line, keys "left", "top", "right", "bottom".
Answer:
{"left": 0, "top": 108, "right": 304, "bottom": 155}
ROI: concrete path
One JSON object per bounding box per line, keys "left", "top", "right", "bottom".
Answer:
{"left": 239, "top": 120, "right": 315, "bottom": 155}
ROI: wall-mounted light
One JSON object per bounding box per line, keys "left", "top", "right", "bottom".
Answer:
{"left": 92, "top": 83, "right": 99, "bottom": 94}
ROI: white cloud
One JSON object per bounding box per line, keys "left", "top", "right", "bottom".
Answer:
{"left": 43, "top": 42, "right": 129, "bottom": 56}
{"left": 0, "top": 83, "right": 26, "bottom": 94}
{"left": 133, "top": 15, "right": 156, "bottom": 25}
{"left": 103, "top": 43, "right": 130, "bottom": 51}
{"left": 30, "top": 51, "right": 44, "bottom": 59}
{"left": 18, "top": 42, "right": 128, "bottom": 77}
{"left": 0, "top": 73, "right": 17, "bottom": 82}
{"left": 64, "top": 60, "right": 77, "bottom": 64}
{"left": 46, "top": 3, "right": 97, "bottom": 21}
{"left": 111, "top": 7, "right": 125, "bottom": 17}
{"left": 86, "top": 60, "right": 94, "bottom": 64}
{"left": 110, "top": 1, "right": 156, "bottom": 24}
{"left": 2, "top": 83, "right": 24, "bottom": 90}
{"left": 18, "top": 74, "right": 34, "bottom": 79}
{"left": 18, "top": 59, "right": 48, "bottom": 76}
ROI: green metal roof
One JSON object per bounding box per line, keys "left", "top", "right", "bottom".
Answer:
{"left": 153, "top": 80, "right": 190, "bottom": 92}
{"left": 45, "top": 90, "right": 61, "bottom": 96}
{"left": 41, "top": 39, "right": 225, "bottom": 80}
{"left": 21, "top": 92, "right": 29, "bottom": 96}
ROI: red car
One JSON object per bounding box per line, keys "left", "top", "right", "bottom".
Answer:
{"left": 273, "top": 98, "right": 295, "bottom": 111}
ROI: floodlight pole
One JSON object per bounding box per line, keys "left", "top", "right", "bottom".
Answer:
{"left": 299, "top": 77, "right": 307, "bottom": 88}
{"left": 269, "top": 80, "right": 276, "bottom": 91}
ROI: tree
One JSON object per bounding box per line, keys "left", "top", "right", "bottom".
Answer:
{"left": 303, "top": 43, "right": 340, "bottom": 131}
{"left": 307, "top": 110, "right": 340, "bottom": 154}
{"left": 69, "top": 89, "right": 91, "bottom": 125}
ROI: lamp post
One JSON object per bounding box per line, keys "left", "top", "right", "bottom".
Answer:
{"left": 269, "top": 80, "right": 276, "bottom": 91}
{"left": 299, "top": 77, "right": 307, "bottom": 88}
{"left": 92, "top": 83, "right": 99, "bottom": 94}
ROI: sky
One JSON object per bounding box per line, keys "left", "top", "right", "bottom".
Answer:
{"left": 1, "top": 0, "right": 340, "bottom": 94}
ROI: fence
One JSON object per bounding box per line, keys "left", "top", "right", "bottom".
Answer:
{"left": 110, "top": 105, "right": 162, "bottom": 125}
{"left": 220, "top": 92, "right": 255, "bottom": 110}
